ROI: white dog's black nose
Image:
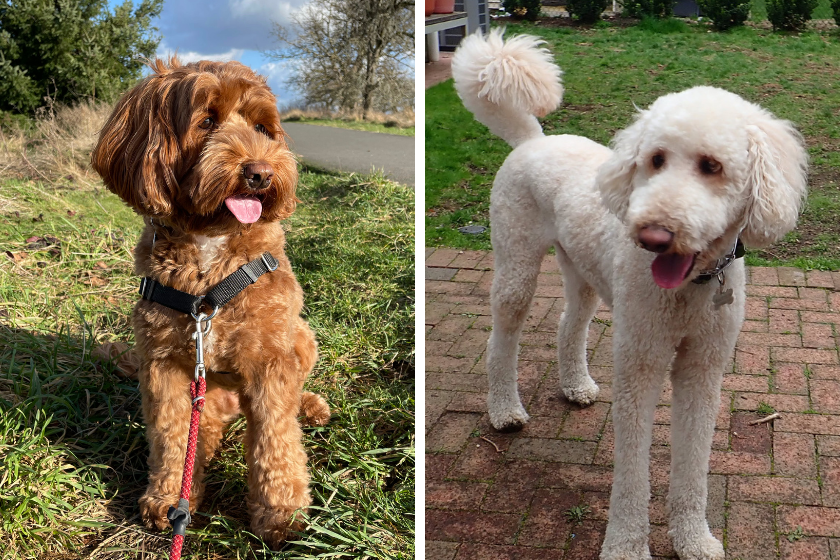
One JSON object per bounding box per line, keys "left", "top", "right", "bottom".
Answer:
{"left": 638, "top": 225, "right": 674, "bottom": 253}
{"left": 243, "top": 162, "right": 273, "bottom": 190}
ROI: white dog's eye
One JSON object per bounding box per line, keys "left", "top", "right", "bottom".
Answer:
{"left": 651, "top": 153, "right": 665, "bottom": 169}
{"left": 699, "top": 157, "right": 722, "bottom": 175}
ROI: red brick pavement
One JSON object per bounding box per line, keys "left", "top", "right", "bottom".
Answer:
{"left": 425, "top": 247, "right": 840, "bottom": 559}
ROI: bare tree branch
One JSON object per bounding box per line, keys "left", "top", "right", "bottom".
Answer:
{"left": 264, "top": 0, "right": 414, "bottom": 117}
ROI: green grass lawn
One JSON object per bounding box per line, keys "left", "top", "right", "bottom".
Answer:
{"left": 289, "top": 119, "right": 414, "bottom": 136}
{"left": 287, "top": 118, "right": 415, "bottom": 137}
{"left": 426, "top": 18, "right": 840, "bottom": 270}
{"left": 0, "top": 169, "right": 414, "bottom": 558}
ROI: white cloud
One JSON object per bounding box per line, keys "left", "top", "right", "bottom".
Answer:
{"left": 259, "top": 61, "right": 300, "bottom": 106}
{"left": 228, "top": 0, "right": 295, "bottom": 21}
{"left": 156, "top": 0, "right": 307, "bottom": 54}
{"left": 156, "top": 44, "right": 246, "bottom": 64}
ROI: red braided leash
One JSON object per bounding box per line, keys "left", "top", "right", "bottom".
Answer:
{"left": 167, "top": 375, "right": 207, "bottom": 560}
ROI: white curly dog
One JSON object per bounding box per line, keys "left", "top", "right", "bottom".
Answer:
{"left": 451, "top": 29, "right": 808, "bottom": 560}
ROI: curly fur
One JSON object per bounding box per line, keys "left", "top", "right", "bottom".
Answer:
{"left": 452, "top": 27, "right": 564, "bottom": 147}
{"left": 453, "top": 31, "right": 808, "bottom": 560}
{"left": 91, "top": 58, "right": 329, "bottom": 548}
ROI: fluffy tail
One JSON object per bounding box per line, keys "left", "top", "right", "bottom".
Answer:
{"left": 451, "top": 28, "right": 564, "bottom": 147}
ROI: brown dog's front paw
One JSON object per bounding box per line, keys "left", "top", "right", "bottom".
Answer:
{"left": 300, "top": 391, "right": 331, "bottom": 427}
{"left": 139, "top": 493, "right": 177, "bottom": 531}
{"left": 250, "top": 505, "right": 306, "bottom": 548}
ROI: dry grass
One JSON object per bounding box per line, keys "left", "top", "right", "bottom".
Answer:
{"left": 279, "top": 105, "right": 415, "bottom": 129}
{"left": 0, "top": 100, "right": 113, "bottom": 189}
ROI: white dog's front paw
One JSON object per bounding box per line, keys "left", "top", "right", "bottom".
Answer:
{"left": 562, "top": 376, "right": 599, "bottom": 406}
{"left": 487, "top": 394, "right": 529, "bottom": 432}
{"left": 599, "top": 540, "right": 652, "bottom": 560}
{"left": 670, "top": 528, "right": 724, "bottom": 560}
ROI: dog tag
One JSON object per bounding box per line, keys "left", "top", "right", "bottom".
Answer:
{"left": 713, "top": 288, "right": 734, "bottom": 309}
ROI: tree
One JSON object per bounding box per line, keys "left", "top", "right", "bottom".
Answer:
{"left": 0, "top": 0, "right": 163, "bottom": 114}
{"left": 266, "top": 0, "right": 414, "bottom": 118}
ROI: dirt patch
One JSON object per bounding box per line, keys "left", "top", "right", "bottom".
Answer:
{"left": 466, "top": 162, "right": 491, "bottom": 175}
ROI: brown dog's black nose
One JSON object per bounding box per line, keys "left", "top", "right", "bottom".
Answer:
{"left": 638, "top": 225, "right": 674, "bottom": 253}
{"left": 243, "top": 162, "right": 273, "bottom": 190}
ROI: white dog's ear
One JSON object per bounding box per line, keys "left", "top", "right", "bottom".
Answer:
{"left": 597, "top": 111, "right": 648, "bottom": 221}
{"left": 741, "top": 117, "right": 808, "bottom": 248}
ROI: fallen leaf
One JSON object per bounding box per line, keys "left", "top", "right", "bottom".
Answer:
{"left": 4, "top": 251, "right": 26, "bottom": 263}
{"left": 67, "top": 210, "right": 76, "bottom": 217}
{"left": 88, "top": 275, "right": 108, "bottom": 287}
{"left": 95, "top": 261, "right": 108, "bottom": 269}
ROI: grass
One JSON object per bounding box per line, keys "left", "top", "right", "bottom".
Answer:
{"left": 0, "top": 166, "right": 414, "bottom": 558}
{"left": 279, "top": 107, "right": 415, "bottom": 136}
{"left": 286, "top": 119, "right": 415, "bottom": 137}
{"left": 426, "top": 18, "right": 840, "bottom": 269}
{"left": 756, "top": 401, "right": 776, "bottom": 415}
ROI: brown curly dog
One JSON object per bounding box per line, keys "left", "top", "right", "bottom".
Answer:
{"left": 91, "top": 58, "right": 330, "bottom": 547}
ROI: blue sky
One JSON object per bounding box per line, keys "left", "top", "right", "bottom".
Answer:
{"left": 110, "top": 0, "right": 309, "bottom": 105}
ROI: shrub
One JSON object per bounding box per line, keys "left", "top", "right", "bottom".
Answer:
{"left": 567, "top": 0, "right": 610, "bottom": 22}
{"left": 503, "top": 0, "right": 542, "bottom": 20}
{"left": 0, "top": 0, "right": 162, "bottom": 114}
{"left": 698, "top": 0, "right": 751, "bottom": 29}
{"left": 766, "top": 0, "right": 817, "bottom": 30}
{"left": 831, "top": 0, "right": 840, "bottom": 25}
{"left": 622, "top": 0, "right": 674, "bottom": 18}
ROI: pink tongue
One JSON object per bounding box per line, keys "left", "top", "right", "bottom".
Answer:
{"left": 224, "top": 196, "right": 262, "bottom": 224}
{"left": 651, "top": 253, "right": 695, "bottom": 289}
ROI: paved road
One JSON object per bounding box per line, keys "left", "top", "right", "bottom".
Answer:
{"left": 283, "top": 122, "right": 414, "bottom": 187}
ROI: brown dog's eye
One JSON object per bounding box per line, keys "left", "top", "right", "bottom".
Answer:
{"left": 198, "top": 117, "right": 215, "bottom": 130}
{"left": 255, "top": 124, "right": 269, "bottom": 136}
{"left": 699, "top": 157, "right": 722, "bottom": 175}
{"left": 651, "top": 153, "right": 665, "bottom": 169}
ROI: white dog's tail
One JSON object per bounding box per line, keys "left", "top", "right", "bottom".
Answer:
{"left": 451, "top": 28, "right": 564, "bottom": 147}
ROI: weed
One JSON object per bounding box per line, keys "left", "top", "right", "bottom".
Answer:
{"left": 786, "top": 525, "right": 805, "bottom": 542}
{"left": 757, "top": 401, "right": 776, "bottom": 415}
{"left": 564, "top": 504, "right": 591, "bottom": 524}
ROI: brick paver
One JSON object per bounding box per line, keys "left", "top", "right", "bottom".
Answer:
{"left": 425, "top": 248, "right": 840, "bottom": 559}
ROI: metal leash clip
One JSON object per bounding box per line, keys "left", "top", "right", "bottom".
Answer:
{"left": 190, "top": 307, "right": 218, "bottom": 389}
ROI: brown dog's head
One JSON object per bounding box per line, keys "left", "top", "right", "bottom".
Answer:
{"left": 91, "top": 58, "right": 298, "bottom": 233}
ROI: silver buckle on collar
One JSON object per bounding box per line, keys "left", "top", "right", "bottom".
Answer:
{"left": 261, "top": 253, "right": 278, "bottom": 272}
{"left": 695, "top": 236, "right": 741, "bottom": 278}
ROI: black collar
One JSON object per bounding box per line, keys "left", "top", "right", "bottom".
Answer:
{"left": 692, "top": 238, "right": 745, "bottom": 284}
{"left": 138, "top": 252, "right": 279, "bottom": 316}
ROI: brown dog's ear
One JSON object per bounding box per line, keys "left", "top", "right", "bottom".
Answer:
{"left": 91, "top": 66, "right": 180, "bottom": 217}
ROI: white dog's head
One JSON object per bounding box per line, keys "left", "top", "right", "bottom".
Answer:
{"left": 597, "top": 86, "right": 808, "bottom": 289}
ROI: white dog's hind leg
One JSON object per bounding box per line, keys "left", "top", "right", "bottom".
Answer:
{"left": 555, "top": 249, "right": 600, "bottom": 406}
{"left": 486, "top": 238, "right": 547, "bottom": 432}
{"left": 667, "top": 337, "right": 727, "bottom": 560}
{"left": 601, "top": 320, "right": 672, "bottom": 560}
